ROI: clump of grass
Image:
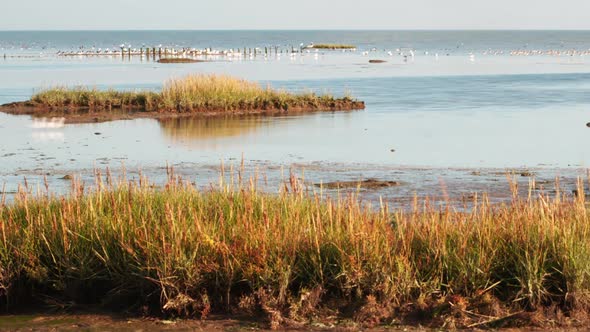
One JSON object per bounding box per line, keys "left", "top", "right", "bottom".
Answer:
{"left": 23, "top": 75, "right": 364, "bottom": 114}
{"left": 31, "top": 88, "right": 160, "bottom": 110}
{"left": 307, "top": 43, "right": 356, "bottom": 50}
{"left": 1, "top": 173, "right": 590, "bottom": 329}
{"left": 157, "top": 58, "right": 205, "bottom": 64}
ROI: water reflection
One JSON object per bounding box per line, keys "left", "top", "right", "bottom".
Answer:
{"left": 30, "top": 117, "right": 65, "bottom": 129}
{"left": 158, "top": 115, "right": 273, "bottom": 147}
{"left": 30, "top": 117, "right": 66, "bottom": 142}
{"left": 31, "top": 131, "right": 64, "bottom": 142}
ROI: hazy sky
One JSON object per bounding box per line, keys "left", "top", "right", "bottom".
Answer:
{"left": 3, "top": 0, "right": 590, "bottom": 30}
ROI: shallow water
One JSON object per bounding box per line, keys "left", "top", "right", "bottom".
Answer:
{"left": 1, "top": 31, "right": 590, "bottom": 203}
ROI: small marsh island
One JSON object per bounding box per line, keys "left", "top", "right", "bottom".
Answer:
{"left": 0, "top": 74, "right": 365, "bottom": 123}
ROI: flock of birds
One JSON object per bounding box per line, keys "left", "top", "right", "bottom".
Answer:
{"left": 5, "top": 42, "right": 590, "bottom": 61}
{"left": 56, "top": 43, "right": 349, "bottom": 58}
{"left": 52, "top": 45, "right": 590, "bottom": 60}
{"left": 509, "top": 49, "right": 590, "bottom": 56}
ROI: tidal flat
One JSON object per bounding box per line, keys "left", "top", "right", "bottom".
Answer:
{"left": 3, "top": 30, "right": 590, "bottom": 329}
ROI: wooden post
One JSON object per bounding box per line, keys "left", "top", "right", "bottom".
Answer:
{"left": 158, "top": 48, "right": 162, "bottom": 58}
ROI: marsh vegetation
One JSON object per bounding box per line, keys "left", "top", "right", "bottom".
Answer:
{"left": 1, "top": 172, "right": 589, "bottom": 329}
{"left": 0, "top": 75, "right": 364, "bottom": 120}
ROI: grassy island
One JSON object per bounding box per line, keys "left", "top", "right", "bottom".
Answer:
{"left": 1, "top": 175, "right": 590, "bottom": 329}
{"left": 157, "top": 58, "right": 206, "bottom": 63}
{"left": 0, "top": 75, "right": 364, "bottom": 123}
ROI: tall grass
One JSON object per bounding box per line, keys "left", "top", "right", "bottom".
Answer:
{"left": 0, "top": 173, "right": 589, "bottom": 328}
{"left": 31, "top": 88, "right": 159, "bottom": 109}
{"left": 27, "top": 75, "right": 362, "bottom": 114}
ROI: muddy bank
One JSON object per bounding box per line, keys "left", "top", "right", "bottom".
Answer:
{"left": 1, "top": 313, "right": 576, "bottom": 331}
{"left": 0, "top": 313, "right": 435, "bottom": 331}
{"left": 0, "top": 100, "right": 365, "bottom": 124}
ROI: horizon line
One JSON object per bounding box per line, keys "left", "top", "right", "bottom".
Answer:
{"left": 2, "top": 28, "right": 590, "bottom": 32}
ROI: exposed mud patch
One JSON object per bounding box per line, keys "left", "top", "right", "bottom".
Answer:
{"left": 315, "top": 178, "right": 402, "bottom": 189}
{"left": 0, "top": 101, "right": 365, "bottom": 124}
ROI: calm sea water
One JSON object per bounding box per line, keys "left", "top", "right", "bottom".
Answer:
{"left": 2, "top": 30, "right": 590, "bottom": 55}
{"left": 1, "top": 30, "right": 590, "bottom": 201}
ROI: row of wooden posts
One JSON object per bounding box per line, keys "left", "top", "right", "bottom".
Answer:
{"left": 107, "top": 45, "right": 307, "bottom": 58}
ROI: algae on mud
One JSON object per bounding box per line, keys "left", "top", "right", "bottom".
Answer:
{"left": 0, "top": 74, "right": 365, "bottom": 123}
{"left": 315, "top": 178, "right": 401, "bottom": 189}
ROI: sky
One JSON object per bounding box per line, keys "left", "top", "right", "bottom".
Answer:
{"left": 2, "top": 0, "right": 590, "bottom": 30}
